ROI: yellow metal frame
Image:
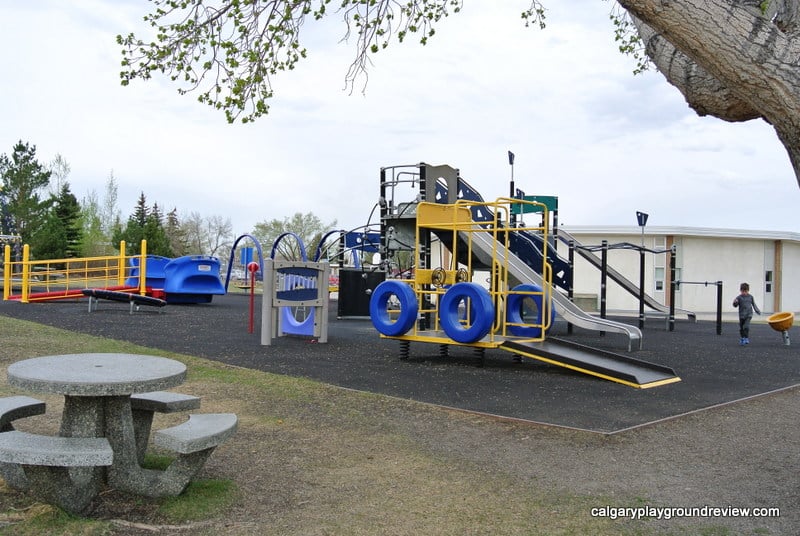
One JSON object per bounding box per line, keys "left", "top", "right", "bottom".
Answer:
{"left": 376, "top": 197, "right": 680, "bottom": 389}
{"left": 382, "top": 197, "right": 553, "bottom": 348}
{"left": 3, "top": 240, "right": 149, "bottom": 303}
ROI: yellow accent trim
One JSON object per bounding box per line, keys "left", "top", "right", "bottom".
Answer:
{"left": 501, "top": 346, "right": 680, "bottom": 389}
{"left": 638, "top": 377, "right": 682, "bottom": 389}
{"left": 382, "top": 332, "right": 505, "bottom": 349}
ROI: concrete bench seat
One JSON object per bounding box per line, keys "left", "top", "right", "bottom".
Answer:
{"left": 155, "top": 413, "right": 238, "bottom": 455}
{"left": 131, "top": 391, "right": 201, "bottom": 413}
{"left": 0, "top": 396, "right": 47, "bottom": 490}
{"left": 130, "top": 391, "right": 201, "bottom": 463}
{"left": 0, "top": 431, "right": 113, "bottom": 467}
{"left": 0, "top": 396, "right": 46, "bottom": 432}
{"left": 0, "top": 431, "right": 113, "bottom": 514}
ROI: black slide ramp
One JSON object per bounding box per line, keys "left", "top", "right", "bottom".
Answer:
{"left": 500, "top": 338, "right": 680, "bottom": 389}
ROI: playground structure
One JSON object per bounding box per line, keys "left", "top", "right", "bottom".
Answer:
{"left": 370, "top": 197, "right": 556, "bottom": 345}
{"left": 126, "top": 254, "right": 225, "bottom": 304}
{"left": 369, "top": 162, "right": 682, "bottom": 389}
{"left": 260, "top": 258, "right": 330, "bottom": 345}
{"left": 2, "top": 241, "right": 225, "bottom": 305}
{"left": 226, "top": 233, "right": 337, "bottom": 344}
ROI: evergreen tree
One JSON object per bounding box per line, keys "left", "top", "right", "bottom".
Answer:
{"left": 113, "top": 194, "right": 174, "bottom": 257}
{"left": 165, "top": 208, "right": 187, "bottom": 256}
{"left": 144, "top": 208, "right": 173, "bottom": 257}
{"left": 54, "top": 182, "right": 82, "bottom": 258}
{"left": 132, "top": 192, "right": 148, "bottom": 227}
{"left": 0, "top": 141, "right": 52, "bottom": 243}
{"left": 28, "top": 213, "right": 66, "bottom": 261}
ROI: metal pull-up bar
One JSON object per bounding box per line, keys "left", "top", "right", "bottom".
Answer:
{"left": 670, "top": 280, "right": 723, "bottom": 335}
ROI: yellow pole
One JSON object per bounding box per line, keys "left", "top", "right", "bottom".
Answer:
{"left": 118, "top": 240, "right": 127, "bottom": 286}
{"left": 139, "top": 240, "right": 147, "bottom": 295}
{"left": 21, "top": 244, "right": 30, "bottom": 304}
{"left": 2, "top": 245, "right": 9, "bottom": 300}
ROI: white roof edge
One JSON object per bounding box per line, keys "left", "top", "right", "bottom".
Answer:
{"left": 560, "top": 225, "right": 800, "bottom": 242}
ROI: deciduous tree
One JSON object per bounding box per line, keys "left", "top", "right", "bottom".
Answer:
{"left": 253, "top": 212, "right": 336, "bottom": 261}
{"left": 177, "top": 211, "right": 233, "bottom": 258}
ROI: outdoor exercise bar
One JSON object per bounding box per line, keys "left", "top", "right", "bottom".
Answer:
{"left": 670, "top": 279, "right": 723, "bottom": 335}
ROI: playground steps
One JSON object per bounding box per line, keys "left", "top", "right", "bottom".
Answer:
{"left": 500, "top": 338, "right": 681, "bottom": 389}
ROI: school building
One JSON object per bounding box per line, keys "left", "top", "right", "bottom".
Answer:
{"left": 558, "top": 226, "right": 800, "bottom": 316}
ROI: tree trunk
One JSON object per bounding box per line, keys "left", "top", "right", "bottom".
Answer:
{"left": 618, "top": 0, "right": 800, "bottom": 185}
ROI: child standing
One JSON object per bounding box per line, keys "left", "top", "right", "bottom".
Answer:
{"left": 733, "top": 282, "right": 761, "bottom": 345}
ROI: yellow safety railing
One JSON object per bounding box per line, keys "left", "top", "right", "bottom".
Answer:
{"left": 2, "top": 240, "right": 148, "bottom": 303}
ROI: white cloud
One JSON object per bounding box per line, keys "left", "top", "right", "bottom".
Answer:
{"left": 0, "top": 0, "right": 796, "bottom": 246}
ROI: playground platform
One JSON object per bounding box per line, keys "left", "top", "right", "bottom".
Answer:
{"left": 0, "top": 294, "right": 797, "bottom": 434}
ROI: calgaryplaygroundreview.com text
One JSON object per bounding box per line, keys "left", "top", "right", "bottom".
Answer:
{"left": 591, "top": 505, "right": 781, "bottom": 521}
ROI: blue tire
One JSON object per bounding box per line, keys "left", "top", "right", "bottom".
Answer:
{"left": 438, "top": 283, "right": 495, "bottom": 344}
{"left": 506, "top": 284, "right": 555, "bottom": 337}
{"left": 369, "top": 280, "right": 418, "bottom": 336}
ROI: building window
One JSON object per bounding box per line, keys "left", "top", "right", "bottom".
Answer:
{"left": 654, "top": 267, "right": 664, "bottom": 292}
{"left": 765, "top": 270, "right": 773, "bottom": 293}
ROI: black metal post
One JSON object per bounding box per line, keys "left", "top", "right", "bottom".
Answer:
{"left": 552, "top": 209, "right": 559, "bottom": 250}
{"left": 508, "top": 151, "right": 516, "bottom": 227}
{"left": 338, "top": 232, "right": 346, "bottom": 270}
{"left": 600, "top": 240, "right": 607, "bottom": 336}
{"left": 567, "top": 240, "right": 575, "bottom": 335}
{"left": 716, "top": 281, "right": 723, "bottom": 335}
{"left": 638, "top": 248, "right": 646, "bottom": 329}
{"left": 379, "top": 167, "right": 388, "bottom": 268}
{"left": 669, "top": 245, "right": 676, "bottom": 332}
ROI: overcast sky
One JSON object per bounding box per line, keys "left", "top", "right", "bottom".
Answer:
{"left": 1, "top": 0, "right": 798, "bottom": 241}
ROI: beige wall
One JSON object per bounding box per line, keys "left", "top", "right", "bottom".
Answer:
{"left": 678, "top": 237, "right": 765, "bottom": 313}
{"left": 782, "top": 241, "right": 800, "bottom": 312}
{"left": 565, "top": 229, "right": 799, "bottom": 314}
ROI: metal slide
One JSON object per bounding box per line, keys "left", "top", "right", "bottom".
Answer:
{"left": 556, "top": 229, "right": 696, "bottom": 322}
{"left": 500, "top": 338, "right": 680, "bottom": 389}
{"left": 467, "top": 229, "right": 645, "bottom": 350}
{"left": 468, "top": 230, "right": 682, "bottom": 387}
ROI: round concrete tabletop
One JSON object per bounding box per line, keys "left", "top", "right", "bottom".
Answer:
{"left": 7, "top": 353, "right": 187, "bottom": 396}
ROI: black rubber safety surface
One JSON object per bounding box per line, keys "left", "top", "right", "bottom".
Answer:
{"left": 2, "top": 294, "right": 797, "bottom": 433}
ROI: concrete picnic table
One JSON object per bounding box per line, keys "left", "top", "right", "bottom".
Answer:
{"left": 1, "top": 353, "right": 237, "bottom": 513}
